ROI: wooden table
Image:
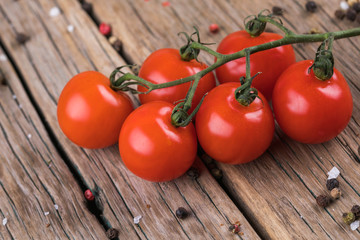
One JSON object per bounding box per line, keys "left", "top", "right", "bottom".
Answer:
{"left": 1, "top": 0, "right": 359, "bottom": 239}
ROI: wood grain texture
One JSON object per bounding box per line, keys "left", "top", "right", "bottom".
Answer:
{"left": 0, "top": 47, "right": 107, "bottom": 239}
{"left": 88, "top": 0, "right": 360, "bottom": 239}
{"left": 0, "top": 0, "right": 259, "bottom": 239}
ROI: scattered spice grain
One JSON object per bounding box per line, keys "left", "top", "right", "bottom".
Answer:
{"left": 316, "top": 195, "right": 331, "bottom": 207}
{"left": 272, "top": 6, "right": 284, "bottom": 16}
{"left": 175, "top": 207, "right": 188, "bottom": 219}
{"left": 15, "top": 33, "right": 29, "bottom": 44}
{"left": 335, "top": 9, "right": 346, "bottom": 19}
{"left": 106, "top": 228, "right": 119, "bottom": 239}
{"left": 346, "top": 8, "right": 357, "bottom": 21}
{"left": 84, "top": 189, "right": 95, "bottom": 201}
{"left": 229, "top": 224, "right": 241, "bottom": 234}
{"left": 343, "top": 212, "right": 356, "bottom": 225}
{"left": 81, "top": 2, "right": 93, "bottom": 15}
{"left": 186, "top": 167, "right": 200, "bottom": 179}
{"left": 330, "top": 188, "right": 341, "bottom": 200}
{"left": 162, "top": 1, "right": 170, "bottom": 7}
{"left": 210, "top": 168, "right": 223, "bottom": 180}
{"left": 209, "top": 23, "right": 219, "bottom": 33}
{"left": 326, "top": 178, "right": 339, "bottom": 191}
{"left": 353, "top": 2, "right": 360, "bottom": 12}
{"left": 351, "top": 205, "right": 360, "bottom": 218}
{"left": 99, "top": 23, "right": 112, "bottom": 37}
{"left": 306, "top": 1, "right": 318, "bottom": 12}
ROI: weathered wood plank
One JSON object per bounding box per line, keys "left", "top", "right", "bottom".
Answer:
{"left": 88, "top": 0, "right": 360, "bottom": 239}
{"left": 0, "top": 0, "right": 259, "bottom": 238}
{"left": 0, "top": 47, "right": 107, "bottom": 239}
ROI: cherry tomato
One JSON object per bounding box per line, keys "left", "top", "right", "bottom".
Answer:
{"left": 215, "top": 31, "right": 296, "bottom": 100}
{"left": 57, "top": 71, "right": 134, "bottom": 149}
{"left": 119, "top": 101, "right": 197, "bottom": 182}
{"left": 138, "top": 48, "right": 216, "bottom": 112}
{"left": 272, "top": 60, "right": 353, "bottom": 144}
{"left": 196, "top": 82, "right": 275, "bottom": 164}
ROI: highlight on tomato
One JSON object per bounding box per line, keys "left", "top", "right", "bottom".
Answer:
{"left": 137, "top": 48, "right": 216, "bottom": 111}
{"left": 272, "top": 60, "right": 353, "bottom": 144}
{"left": 57, "top": 71, "right": 134, "bottom": 149}
{"left": 215, "top": 30, "right": 296, "bottom": 100}
{"left": 119, "top": 101, "right": 197, "bottom": 182}
{"left": 196, "top": 82, "right": 275, "bottom": 164}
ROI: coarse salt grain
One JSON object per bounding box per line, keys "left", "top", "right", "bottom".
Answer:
{"left": 27, "top": 134, "right": 32, "bottom": 139}
{"left": 340, "top": 1, "right": 349, "bottom": 10}
{"left": 67, "top": 25, "right": 74, "bottom": 33}
{"left": 350, "top": 220, "right": 360, "bottom": 231}
{"left": 44, "top": 212, "right": 50, "bottom": 216}
{"left": 49, "top": 7, "right": 61, "bottom": 17}
{"left": 2, "top": 218, "right": 7, "bottom": 226}
{"left": 12, "top": 95, "right": 17, "bottom": 99}
{"left": 133, "top": 215, "right": 142, "bottom": 224}
{"left": 327, "top": 166, "right": 340, "bottom": 179}
{"left": 0, "top": 54, "right": 7, "bottom": 61}
{"left": 54, "top": 204, "right": 58, "bottom": 210}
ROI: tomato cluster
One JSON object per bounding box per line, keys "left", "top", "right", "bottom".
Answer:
{"left": 57, "top": 30, "right": 353, "bottom": 182}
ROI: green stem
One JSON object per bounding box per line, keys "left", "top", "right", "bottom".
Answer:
{"left": 111, "top": 27, "right": 360, "bottom": 94}
{"left": 257, "top": 15, "right": 294, "bottom": 36}
{"left": 245, "top": 49, "right": 251, "bottom": 81}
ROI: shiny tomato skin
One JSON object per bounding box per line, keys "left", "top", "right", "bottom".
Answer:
{"left": 215, "top": 31, "right": 296, "bottom": 100}
{"left": 119, "top": 101, "right": 197, "bottom": 182}
{"left": 272, "top": 60, "right": 353, "bottom": 144}
{"left": 138, "top": 48, "right": 216, "bottom": 112}
{"left": 57, "top": 71, "right": 134, "bottom": 149}
{"left": 196, "top": 82, "right": 275, "bottom": 164}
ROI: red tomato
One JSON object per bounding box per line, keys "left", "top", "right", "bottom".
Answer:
{"left": 138, "top": 48, "right": 216, "bottom": 112}
{"left": 57, "top": 71, "right": 134, "bottom": 149}
{"left": 196, "top": 82, "right": 275, "bottom": 164}
{"left": 272, "top": 60, "right": 353, "bottom": 144}
{"left": 215, "top": 31, "right": 296, "bottom": 100}
{"left": 119, "top": 101, "right": 197, "bottom": 182}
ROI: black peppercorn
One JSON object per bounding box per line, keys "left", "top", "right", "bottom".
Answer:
{"left": 351, "top": 205, "right": 360, "bottom": 218}
{"left": 346, "top": 9, "right": 357, "bottom": 21}
{"left": 175, "top": 207, "right": 188, "bottom": 219}
{"left": 316, "top": 195, "right": 331, "bottom": 207}
{"left": 81, "top": 2, "right": 93, "bottom": 15}
{"left": 353, "top": 3, "right": 360, "bottom": 13}
{"left": 0, "top": 69, "right": 6, "bottom": 86}
{"left": 335, "top": 9, "right": 346, "bottom": 20}
{"left": 272, "top": 6, "right": 283, "bottom": 16}
{"left": 305, "top": 1, "right": 317, "bottom": 13}
{"left": 326, "top": 178, "right": 339, "bottom": 191}
{"left": 228, "top": 224, "right": 240, "bottom": 234}
{"left": 15, "top": 33, "right": 29, "bottom": 44}
{"left": 210, "top": 168, "right": 223, "bottom": 180}
{"left": 106, "top": 228, "right": 119, "bottom": 240}
{"left": 186, "top": 167, "right": 200, "bottom": 179}
{"left": 356, "top": 14, "right": 360, "bottom": 24}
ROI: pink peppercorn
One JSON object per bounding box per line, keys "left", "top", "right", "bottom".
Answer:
{"left": 162, "top": 1, "right": 170, "bottom": 7}
{"left": 209, "top": 24, "right": 219, "bottom": 33}
{"left": 99, "top": 23, "right": 112, "bottom": 37}
{"left": 84, "top": 189, "right": 95, "bottom": 201}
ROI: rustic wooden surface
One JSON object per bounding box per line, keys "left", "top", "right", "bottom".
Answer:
{"left": 0, "top": 0, "right": 258, "bottom": 239}
{"left": 0, "top": 0, "right": 360, "bottom": 239}
{"left": 0, "top": 46, "right": 107, "bottom": 239}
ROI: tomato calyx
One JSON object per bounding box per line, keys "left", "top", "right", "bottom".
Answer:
{"left": 178, "top": 27, "right": 214, "bottom": 61}
{"left": 110, "top": 65, "right": 151, "bottom": 94}
{"left": 235, "top": 73, "right": 262, "bottom": 106}
{"left": 171, "top": 93, "right": 207, "bottom": 127}
{"left": 244, "top": 10, "right": 269, "bottom": 37}
{"left": 308, "top": 36, "right": 335, "bottom": 81}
